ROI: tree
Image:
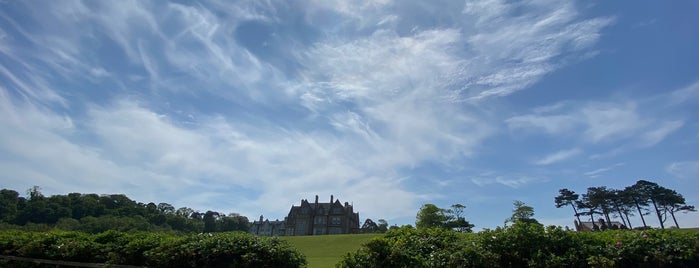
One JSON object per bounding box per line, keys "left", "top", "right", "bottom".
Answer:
{"left": 447, "top": 217, "right": 474, "bottom": 232}
{"left": 68, "top": 193, "right": 105, "bottom": 219}
{"left": 99, "top": 194, "right": 140, "bottom": 216}
{"left": 27, "top": 186, "right": 44, "bottom": 201}
{"left": 416, "top": 203, "right": 474, "bottom": 232}
{"left": 624, "top": 184, "right": 650, "bottom": 229}
{"left": 415, "top": 204, "right": 449, "bottom": 229}
{"left": 633, "top": 180, "right": 666, "bottom": 229}
{"left": 377, "top": 219, "right": 389, "bottom": 233}
{"left": 0, "top": 189, "right": 20, "bottom": 223}
{"left": 583, "top": 187, "right": 615, "bottom": 229}
{"left": 655, "top": 188, "right": 696, "bottom": 228}
{"left": 575, "top": 198, "right": 601, "bottom": 230}
{"left": 555, "top": 189, "right": 582, "bottom": 224}
{"left": 218, "top": 213, "right": 250, "bottom": 232}
{"left": 361, "top": 218, "right": 378, "bottom": 233}
{"left": 203, "top": 210, "right": 220, "bottom": 232}
{"left": 176, "top": 207, "right": 195, "bottom": 218}
{"left": 450, "top": 204, "right": 465, "bottom": 219}
{"left": 446, "top": 204, "right": 474, "bottom": 232}
{"left": 157, "top": 203, "right": 175, "bottom": 214}
{"left": 609, "top": 189, "right": 635, "bottom": 228}
{"left": 506, "top": 200, "right": 536, "bottom": 225}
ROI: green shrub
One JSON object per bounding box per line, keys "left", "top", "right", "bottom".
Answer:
{"left": 338, "top": 223, "right": 699, "bottom": 268}
{"left": 338, "top": 226, "right": 490, "bottom": 268}
{"left": 0, "top": 230, "right": 306, "bottom": 267}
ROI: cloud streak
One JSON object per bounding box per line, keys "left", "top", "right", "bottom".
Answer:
{"left": 535, "top": 148, "right": 582, "bottom": 165}
{"left": 507, "top": 98, "right": 684, "bottom": 147}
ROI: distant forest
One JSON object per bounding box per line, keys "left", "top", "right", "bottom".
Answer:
{"left": 0, "top": 186, "right": 250, "bottom": 233}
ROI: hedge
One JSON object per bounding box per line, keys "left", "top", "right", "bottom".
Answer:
{"left": 0, "top": 230, "right": 306, "bottom": 267}
{"left": 338, "top": 223, "right": 699, "bottom": 268}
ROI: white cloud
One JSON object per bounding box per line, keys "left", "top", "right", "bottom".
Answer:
{"left": 534, "top": 148, "right": 582, "bottom": 165}
{"left": 581, "top": 102, "right": 644, "bottom": 143}
{"left": 0, "top": 0, "right": 615, "bottom": 223}
{"left": 462, "top": 0, "right": 613, "bottom": 100}
{"left": 0, "top": 92, "right": 421, "bottom": 219}
{"left": 639, "top": 120, "right": 683, "bottom": 147}
{"left": 508, "top": 98, "right": 684, "bottom": 148}
{"left": 0, "top": 91, "right": 162, "bottom": 198}
{"left": 666, "top": 161, "right": 699, "bottom": 180}
{"left": 297, "top": 28, "right": 494, "bottom": 167}
{"left": 584, "top": 163, "right": 624, "bottom": 178}
{"left": 470, "top": 172, "right": 547, "bottom": 188}
{"left": 506, "top": 114, "right": 577, "bottom": 135}
{"left": 668, "top": 80, "right": 699, "bottom": 104}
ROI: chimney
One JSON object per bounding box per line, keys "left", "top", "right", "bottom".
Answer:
{"left": 259, "top": 215, "right": 263, "bottom": 222}
{"left": 315, "top": 195, "right": 319, "bottom": 204}
{"left": 330, "top": 195, "right": 334, "bottom": 203}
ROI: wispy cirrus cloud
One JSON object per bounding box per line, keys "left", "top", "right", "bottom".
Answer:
{"left": 534, "top": 148, "right": 582, "bottom": 165}
{"left": 584, "top": 163, "right": 624, "bottom": 178}
{"left": 0, "top": 0, "right": 617, "bottom": 223}
{"left": 470, "top": 173, "right": 547, "bottom": 189}
{"left": 507, "top": 97, "right": 685, "bottom": 147}
{"left": 462, "top": 0, "right": 613, "bottom": 100}
{"left": 666, "top": 161, "right": 699, "bottom": 180}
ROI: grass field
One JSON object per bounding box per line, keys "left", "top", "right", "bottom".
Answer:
{"left": 676, "top": 227, "right": 699, "bottom": 233}
{"left": 283, "top": 233, "right": 381, "bottom": 268}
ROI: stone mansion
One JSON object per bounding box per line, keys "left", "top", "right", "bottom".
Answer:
{"left": 249, "top": 195, "right": 360, "bottom": 236}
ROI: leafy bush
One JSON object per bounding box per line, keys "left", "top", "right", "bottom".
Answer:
{"left": 339, "top": 226, "right": 497, "bottom": 267}
{"left": 338, "top": 223, "right": 699, "bottom": 268}
{"left": 0, "top": 230, "right": 306, "bottom": 267}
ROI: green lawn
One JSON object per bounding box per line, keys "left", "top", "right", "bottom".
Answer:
{"left": 283, "top": 233, "right": 381, "bottom": 268}
{"left": 676, "top": 227, "right": 699, "bottom": 233}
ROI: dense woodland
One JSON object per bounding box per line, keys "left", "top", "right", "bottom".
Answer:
{"left": 556, "top": 180, "right": 696, "bottom": 230}
{"left": 0, "top": 186, "right": 249, "bottom": 233}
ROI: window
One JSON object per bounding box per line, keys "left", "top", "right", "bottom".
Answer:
{"left": 313, "top": 227, "right": 326, "bottom": 235}
{"left": 314, "top": 217, "right": 326, "bottom": 224}
{"left": 296, "top": 220, "right": 307, "bottom": 234}
{"left": 331, "top": 216, "right": 341, "bottom": 225}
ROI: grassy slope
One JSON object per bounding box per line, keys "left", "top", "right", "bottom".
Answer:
{"left": 283, "top": 233, "right": 381, "bottom": 268}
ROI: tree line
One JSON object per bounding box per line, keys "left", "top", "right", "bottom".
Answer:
{"left": 555, "top": 180, "right": 695, "bottom": 230}
{"left": 360, "top": 218, "right": 391, "bottom": 233}
{"left": 415, "top": 203, "right": 475, "bottom": 232}
{"left": 0, "top": 186, "right": 250, "bottom": 233}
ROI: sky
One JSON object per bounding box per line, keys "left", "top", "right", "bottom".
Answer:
{"left": 1, "top": 0, "right": 698, "bottom": 230}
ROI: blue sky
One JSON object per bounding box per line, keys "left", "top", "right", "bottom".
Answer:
{"left": 1, "top": 0, "right": 698, "bottom": 230}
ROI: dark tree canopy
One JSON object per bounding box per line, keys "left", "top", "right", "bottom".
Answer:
{"left": 507, "top": 200, "right": 537, "bottom": 225}
{"left": 555, "top": 188, "right": 583, "bottom": 224}
{"left": 0, "top": 186, "right": 249, "bottom": 233}
{"left": 416, "top": 203, "right": 474, "bottom": 232}
{"left": 416, "top": 204, "right": 449, "bottom": 229}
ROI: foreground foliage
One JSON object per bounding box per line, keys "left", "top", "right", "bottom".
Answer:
{"left": 338, "top": 223, "right": 699, "bottom": 268}
{"left": 0, "top": 230, "right": 306, "bottom": 267}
